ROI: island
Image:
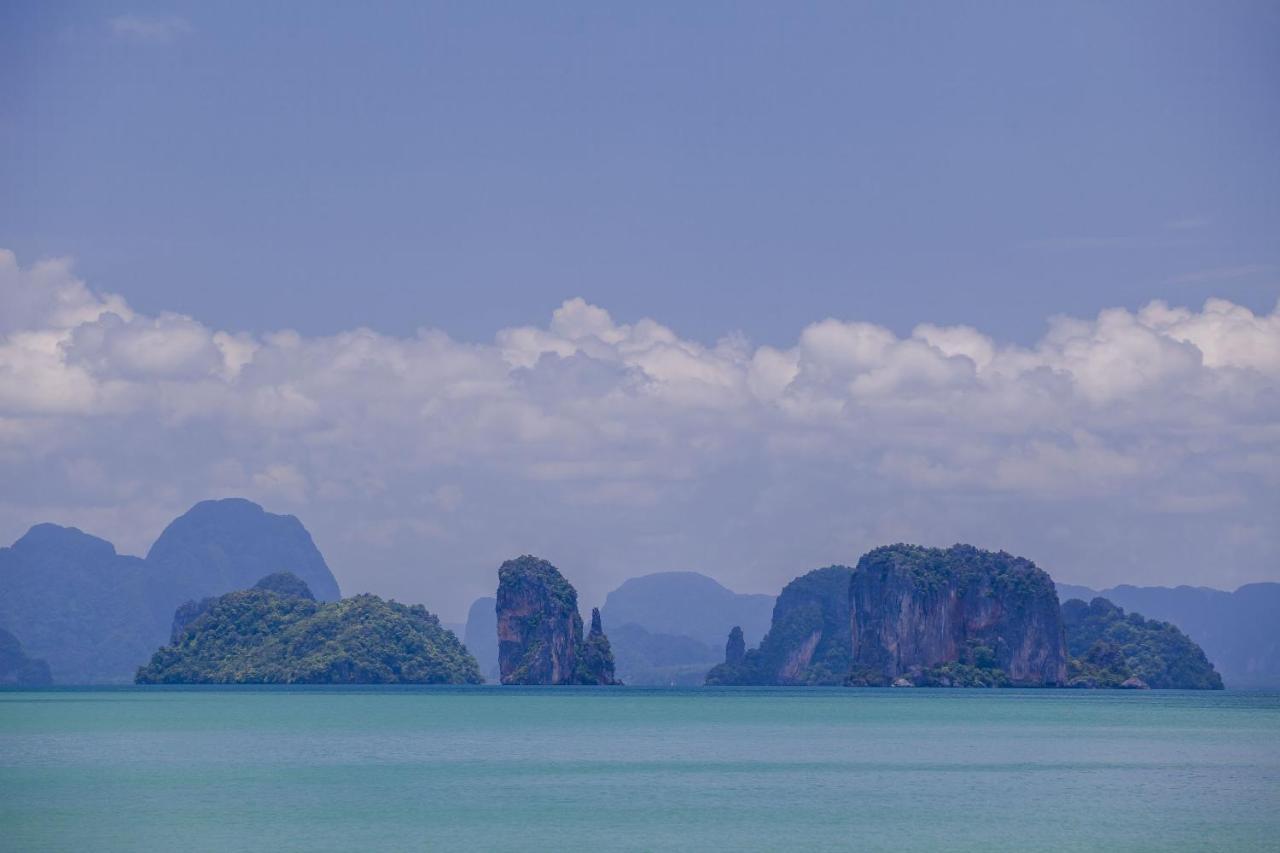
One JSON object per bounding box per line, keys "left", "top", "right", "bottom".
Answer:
{"left": 496, "top": 555, "right": 619, "bottom": 685}
{"left": 706, "top": 543, "right": 1223, "bottom": 689}
{"left": 1062, "top": 597, "right": 1223, "bottom": 689}
{"left": 136, "top": 573, "right": 482, "bottom": 684}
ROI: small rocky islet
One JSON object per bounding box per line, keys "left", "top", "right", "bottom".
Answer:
{"left": 496, "top": 555, "right": 618, "bottom": 685}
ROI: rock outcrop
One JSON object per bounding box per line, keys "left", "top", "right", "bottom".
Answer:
{"left": 724, "top": 626, "right": 745, "bottom": 666}
{"left": 849, "top": 544, "right": 1068, "bottom": 687}
{"left": 577, "top": 608, "right": 619, "bottom": 685}
{"left": 706, "top": 566, "right": 854, "bottom": 685}
{"left": 495, "top": 555, "right": 618, "bottom": 685}
{"left": 137, "top": 574, "right": 481, "bottom": 684}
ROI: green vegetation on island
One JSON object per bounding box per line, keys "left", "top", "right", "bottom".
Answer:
{"left": 136, "top": 573, "right": 482, "bottom": 684}
{"left": 0, "top": 499, "right": 343, "bottom": 684}
{"left": 1056, "top": 581, "right": 1279, "bottom": 688}
{"left": 1062, "top": 597, "right": 1224, "bottom": 689}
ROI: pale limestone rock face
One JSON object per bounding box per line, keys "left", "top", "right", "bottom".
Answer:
{"left": 496, "top": 555, "right": 616, "bottom": 685}
{"left": 850, "top": 544, "right": 1069, "bottom": 686}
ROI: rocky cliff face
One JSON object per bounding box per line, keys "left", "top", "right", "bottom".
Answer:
{"left": 495, "top": 555, "right": 617, "bottom": 685}
{"left": 849, "top": 544, "right": 1068, "bottom": 687}
{"left": 706, "top": 566, "right": 854, "bottom": 685}
{"left": 724, "top": 626, "right": 745, "bottom": 666}
{"left": 577, "top": 608, "right": 620, "bottom": 685}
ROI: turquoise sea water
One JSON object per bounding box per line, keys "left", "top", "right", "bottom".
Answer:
{"left": 1, "top": 688, "right": 1278, "bottom": 852}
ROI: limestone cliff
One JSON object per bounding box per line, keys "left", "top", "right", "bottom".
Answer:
{"left": 496, "top": 555, "right": 617, "bottom": 685}
{"left": 724, "top": 626, "right": 745, "bottom": 666}
{"left": 706, "top": 566, "right": 854, "bottom": 685}
{"left": 576, "top": 608, "right": 620, "bottom": 685}
{"left": 848, "top": 544, "right": 1068, "bottom": 687}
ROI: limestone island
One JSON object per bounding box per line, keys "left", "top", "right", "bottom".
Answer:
{"left": 707, "top": 544, "right": 1222, "bottom": 689}
{"left": 136, "top": 572, "right": 482, "bottom": 684}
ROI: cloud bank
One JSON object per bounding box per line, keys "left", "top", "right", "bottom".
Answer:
{"left": 2, "top": 249, "right": 1277, "bottom": 617}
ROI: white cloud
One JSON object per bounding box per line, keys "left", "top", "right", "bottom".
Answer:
{"left": 1, "top": 250, "right": 1278, "bottom": 615}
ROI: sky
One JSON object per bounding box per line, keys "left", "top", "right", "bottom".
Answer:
{"left": 1, "top": 3, "right": 1278, "bottom": 620}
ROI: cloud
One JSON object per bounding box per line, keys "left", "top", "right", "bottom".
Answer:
{"left": 109, "top": 14, "right": 193, "bottom": 43}
{"left": 1, "top": 250, "right": 1278, "bottom": 616}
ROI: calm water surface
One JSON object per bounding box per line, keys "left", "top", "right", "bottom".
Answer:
{"left": 1, "top": 687, "right": 1277, "bottom": 852}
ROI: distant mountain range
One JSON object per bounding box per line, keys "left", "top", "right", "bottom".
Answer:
{"left": 0, "top": 498, "right": 341, "bottom": 684}
{"left": 1056, "top": 582, "right": 1280, "bottom": 688}
{"left": 600, "top": 571, "right": 775, "bottom": 649}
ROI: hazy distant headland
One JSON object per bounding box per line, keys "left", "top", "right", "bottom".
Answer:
{"left": 0, "top": 498, "right": 341, "bottom": 684}
{"left": 0, "top": 495, "right": 1269, "bottom": 689}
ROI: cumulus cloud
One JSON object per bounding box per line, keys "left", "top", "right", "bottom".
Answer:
{"left": 1, "top": 250, "right": 1277, "bottom": 616}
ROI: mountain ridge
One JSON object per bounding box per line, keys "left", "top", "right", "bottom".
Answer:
{"left": 0, "top": 499, "right": 342, "bottom": 683}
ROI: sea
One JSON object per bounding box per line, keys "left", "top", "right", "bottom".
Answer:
{"left": 1, "top": 687, "right": 1277, "bottom": 852}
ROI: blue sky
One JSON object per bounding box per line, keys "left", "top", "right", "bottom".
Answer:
{"left": 3, "top": 2, "right": 1276, "bottom": 345}
{"left": 1, "top": 3, "right": 1278, "bottom": 618}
